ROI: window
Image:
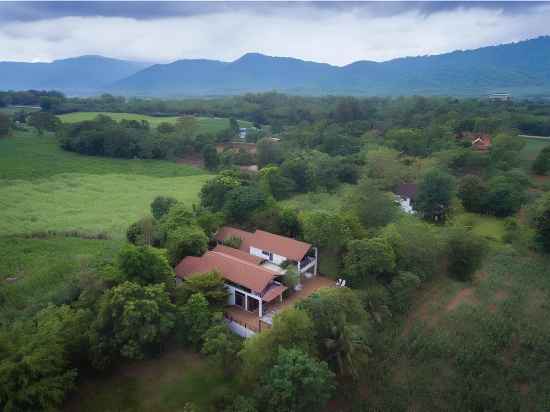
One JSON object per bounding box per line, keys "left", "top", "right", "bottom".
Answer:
{"left": 262, "top": 250, "right": 273, "bottom": 261}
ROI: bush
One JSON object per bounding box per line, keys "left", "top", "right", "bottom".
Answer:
{"left": 166, "top": 225, "right": 208, "bottom": 265}
{"left": 150, "top": 196, "right": 178, "bottom": 220}
{"left": 445, "top": 227, "right": 486, "bottom": 281}
{"left": 223, "top": 235, "right": 242, "bottom": 249}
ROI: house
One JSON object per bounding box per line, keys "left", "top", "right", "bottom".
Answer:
{"left": 460, "top": 132, "right": 492, "bottom": 151}
{"left": 239, "top": 127, "right": 247, "bottom": 139}
{"left": 488, "top": 92, "right": 511, "bottom": 102}
{"left": 394, "top": 183, "right": 418, "bottom": 214}
{"left": 175, "top": 227, "right": 323, "bottom": 337}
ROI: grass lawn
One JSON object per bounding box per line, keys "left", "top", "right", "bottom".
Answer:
{"left": 58, "top": 112, "right": 252, "bottom": 134}
{"left": 0, "top": 131, "right": 212, "bottom": 237}
{"left": 280, "top": 185, "right": 354, "bottom": 213}
{"left": 0, "top": 131, "right": 205, "bottom": 180}
{"left": 453, "top": 212, "right": 506, "bottom": 244}
{"left": 0, "top": 236, "right": 122, "bottom": 322}
{"left": 518, "top": 136, "right": 550, "bottom": 169}
{"left": 64, "top": 348, "right": 237, "bottom": 412}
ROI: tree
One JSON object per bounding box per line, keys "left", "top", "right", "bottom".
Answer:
{"left": 529, "top": 192, "right": 550, "bottom": 253}
{"left": 223, "top": 185, "right": 268, "bottom": 223}
{"left": 175, "top": 271, "right": 228, "bottom": 309}
{"left": 445, "top": 228, "right": 486, "bottom": 281}
{"left": 484, "top": 175, "right": 526, "bottom": 217}
{"left": 151, "top": 196, "right": 178, "bottom": 220}
{"left": 160, "top": 203, "right": 196, "bottom": 233}
{"left": 381, "top": 218, "right": 443, "bottom": 281}
{"left": 301, "top": 211, "right": 352, "bottom": 252}
{"left": 0, "top": 305, "right": 88, "bottom": 411}
{"left": 27, "top": 111, "right": 60, "bottom": 134}
{"left": 201, "top": 320, "right": 242, "bottom": 375}
{"left": 176, "top": 116, "right": 199, "bottom": 137}
{"left": 229, "top": 117, "right": 240, "bottom": 135}
{"left": 364, "top": 146, "right": 411, "bottom": 190}
{"left": 126, "top": 216, "right": 163, "bottom": 246}
{"left": 202, "top": 144, "right": 220, "bottom": 171}
{"left": 258, "top": 348, "right": 335, "bottom": 412}
{"left": 240, "top": 308, "right": 316, "bottom": 384}
{"left": 195, "top": 210, "right": 224, "bottom": 237}
{"left": 416, "top": 168, "right": 456, "bottom": 222}
{"left": 458, "top": 175, "right": 488, "bottom": 213}
{"left": 176, "top": 292, "right": 213, "bottom": 348}
{"left": 299, "top": 288, "right": 370, "bottom": 379}
{"left": 256, "top": 137, "right": 283, "bottom": 168}
{"left": 89, "top": 282, "right": 176, "bottom": 368}
{"left": 533, "top": 146, "right": 550, "bottom": 175}
{"left": 117, "top": 244, "right": 173, "bottom": 285}
{"left": 279, "top": 207, "right": 302, "bottom": 238}
{"left": 259, "top": 165, "right": 295, "bottom": 200}
{"left": 388, "top": 271, "right": 421, "bottom": 313}
{"left": 344, "top": 238, "right": 396, "bottom": 285}
{"left": 386, "top": 128, "right": 429, "bottom": 157}
{"left": 166, "top": 226, "right": 208, "bottom": 265}
{"left": 281, "top": 264, "right": 300, "bottom": 290}
{"left": 347, "top": 178, "right": 398, "bottom": 229}
{"left": 490, "top": 133, "right": 525, "bottom": 170}
{"left": 200, "top": 174, "right": 241, "bottom": 211}
{"left": 0, "top": 112, "right": 10, "bottom": 137}
{"left": 157, "top": 122, "right": 176, "bottom": 134}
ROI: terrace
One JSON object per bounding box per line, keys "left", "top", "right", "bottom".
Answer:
{"left": 224, "top": 275, "right": 336, "bottom": 332}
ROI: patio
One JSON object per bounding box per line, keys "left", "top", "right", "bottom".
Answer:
{"left": 224, "top": 275, "right": 336, "bottom": 332}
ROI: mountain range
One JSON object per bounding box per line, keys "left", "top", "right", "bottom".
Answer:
{"left": 2, "top": 36, "right": 550, "bottom": 97}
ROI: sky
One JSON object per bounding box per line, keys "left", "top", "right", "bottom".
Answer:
{"left": 1, "top": 1, "right": 550, "bottom": 65}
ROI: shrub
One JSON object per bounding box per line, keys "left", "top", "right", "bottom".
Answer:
{"left": 445, "top": 227, "right": 486, "bottom": 281}
{"left": 223, "top": 235, "right": 242, "bottom": 249}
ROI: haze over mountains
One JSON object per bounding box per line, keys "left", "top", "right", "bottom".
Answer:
{"left": 2, "top": 37, "right": 550, "bottom": 97}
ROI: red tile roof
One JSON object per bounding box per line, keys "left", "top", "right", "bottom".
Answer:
{"left": 212, "top": 244, "right": 263, "bottom": 265}
{"left": 175, "top": 249, "right": 277, "bottom": 294}
{"left": 215, "top": 226, "right": 312, "bottom": 262}
{"left": 262, "top": 284, "right": 288, "bottom": 302}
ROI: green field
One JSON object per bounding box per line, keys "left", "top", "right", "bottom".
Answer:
{"left": 0, "top": 236, "right": 122, "bottom": 322}
{"left": 453, "top": 212, "right": 506, "bottom": 243}
{"left": 58, "top": 112, "right": 252, "bottom": 134}
{"left": 0, "top": 131, "right": 211, "bottom": 237}
{"left": 518, "top": 136, "right": 550, "bottom": 169}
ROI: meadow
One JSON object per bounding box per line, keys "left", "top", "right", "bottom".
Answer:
{"left": 58, "top": 112, "right": 252, "bottom": 134}
{"left": 0, "top": 131, "right": 211, "bottom": 237}
{"left": 518, "top": 136, "right": 550, "bottom": 168}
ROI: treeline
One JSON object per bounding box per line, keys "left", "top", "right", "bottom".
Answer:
{"left": 56, "top": 114, "right": 261, "bottom": 169}
{"left": 4, "top": 90, "right": 550, "bottom": 136}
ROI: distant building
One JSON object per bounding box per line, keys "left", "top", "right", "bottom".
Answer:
{"left": 239, "top": 127, "right": 247, "bottom": 139}
{"left": 394, "top": 183, "right": 418, "bottom": 214}
{"left": 488, "top": 92, "right": 511, "bottom": 102}
{"left": 460, "top": 132, "right": 492, "bottom": 151}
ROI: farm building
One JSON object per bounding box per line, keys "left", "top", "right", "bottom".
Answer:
{"left": 394, "top": 183, "right": 418, "bottom": 214}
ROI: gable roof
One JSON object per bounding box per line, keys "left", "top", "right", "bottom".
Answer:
{"left": 396, "top": 183, "right": 418, "bottom": 201}
{"left": 212, "top": 244, "right": 263, "bottom": 265}
{"left": 215, "top": 226, "right": 312, "bottom": 262}
{"left": 175, "top": 249, "right": 277, "bottom": 293}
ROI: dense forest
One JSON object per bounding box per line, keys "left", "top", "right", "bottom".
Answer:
{"left": 1, "top": 91, "right": 550, "bottom": 412}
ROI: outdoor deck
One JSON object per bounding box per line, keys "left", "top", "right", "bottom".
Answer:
{"left": 224, "top": 275, "right": 336, "bottom": 333}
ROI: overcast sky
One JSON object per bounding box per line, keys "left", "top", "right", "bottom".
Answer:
{"left": 1, "top": 1, "right": 550, "bottom": 65}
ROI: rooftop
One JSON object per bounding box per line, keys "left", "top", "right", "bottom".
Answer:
{"left": 175, "top": 248, "right": 278, "bottom": 293}
{"left": 215, "top": 226, "right": 312, "bottom": 262}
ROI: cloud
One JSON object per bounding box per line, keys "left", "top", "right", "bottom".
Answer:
{"left": 1, "top": 3, "right": 550, "bottom": 65}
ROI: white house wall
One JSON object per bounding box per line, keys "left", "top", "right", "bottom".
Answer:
{"left": 249, "top": 246, "right": 286, "bottom": 265}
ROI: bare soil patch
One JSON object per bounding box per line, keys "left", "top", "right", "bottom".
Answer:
{"left": 446, "top": 288, "right": 479, "bottom": 312}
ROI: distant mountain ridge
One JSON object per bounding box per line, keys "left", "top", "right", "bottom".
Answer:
{"left": 2, "top": 37, "right": 550, "bottom": 97}
{"left": 0, "top": 55, "right": 149, "bottom": 95}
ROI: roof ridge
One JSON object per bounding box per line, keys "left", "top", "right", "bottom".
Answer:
{"left": 210, "top": 250, "right": 275, "bottom": 277}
